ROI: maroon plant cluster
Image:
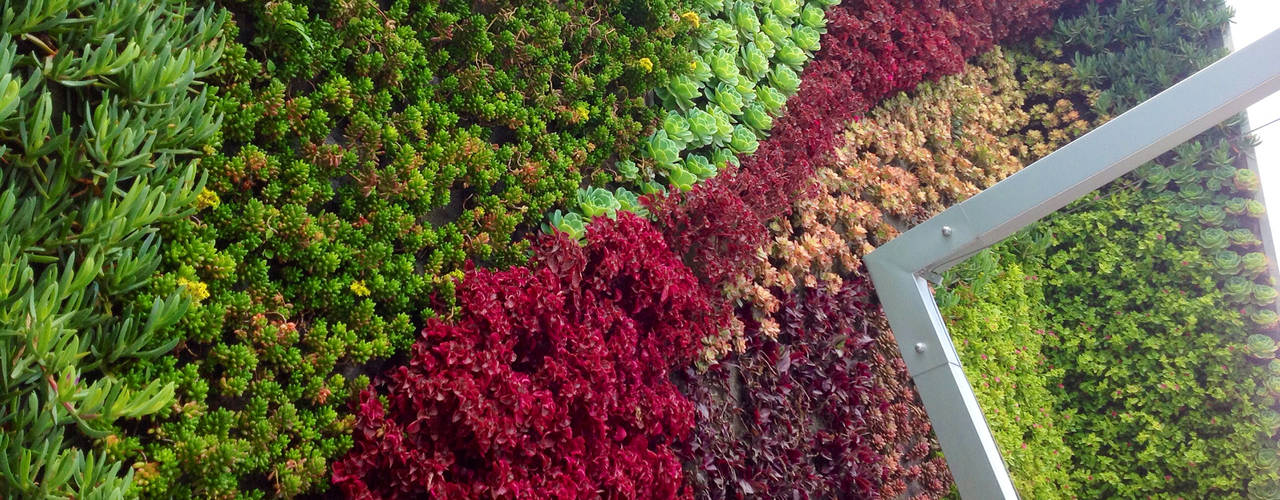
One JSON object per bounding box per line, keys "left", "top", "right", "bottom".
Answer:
{"left": 332, "top": 213, "right": 720, "bottom": 499}
{"left": 679, "top": 280, "right": 955, "bottom": 500}
{"left": 679, "top": 282, "right": 886, "bottom": 499}
{"left": 861, "top": 313, "right": 954, "bottom": 499}
{"left": 654, "top": 0, "right": 1083, "bottom": 288}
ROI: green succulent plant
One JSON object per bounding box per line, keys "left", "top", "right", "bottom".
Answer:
{"left": 1213, "top": 250, "right": 1242, "bottom": 275}
{"left": 1251, "top": 309, "right": 1280, "bottom": 329}
{"left": 648, "top": 130, "right": 684, "bottom": 167}
{"left": 664, "top": 111, "right": 696, "bottom": 147}
{"left": 1236, "top": 168, "right": 1262, "bottom": 192}
{"left": 1197, "top": 227, "right": 1231, "bottom": 250}
{"left": 612, "top": 187, "right": 650, "bottom": 217}
{"left": 1254, "top": 284, "right": 1280, "bottom": 307}
{"left": 577, "top": 187, "right": 623, "bottom": 218}
{"left": 0, "top": 1, "right": 226, "bottom": 496}
{"left": 770, "top": 65, "right": 801, "bottom": 95}
{"left": 729, "top": 124, "right": 760, "bottom": 153}
{"left": 1199, "top": 204, "right": 1226, "bottom": 226}
{"left": 1247, "top": 334, "right": 1280, "bottom": 359}
{"left": 546, "top": 210, "right": 588, "bottom": 242}
{"left": 1244, "top": 252, "right": 1270, "bottom": 276}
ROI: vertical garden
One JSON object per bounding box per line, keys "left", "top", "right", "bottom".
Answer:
{"left": 0, "top": 0, "right": 1275, "bottom": 498}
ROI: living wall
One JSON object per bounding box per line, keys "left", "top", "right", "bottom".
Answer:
{"left": 3, "top": 0, "right": 1271, "bottom": 498}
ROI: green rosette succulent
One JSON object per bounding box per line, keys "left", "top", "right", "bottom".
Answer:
{"left": 1252, "top": 309, "right": 1280, "bottom": 330}
{"left": 731, "top": 2, "right": 761, "bottom": 34}
{"left": 757, "top": 85, "right": 787, "bottom": 113}
{"left": 1199, "top": 204, "right": 1226, "bottom": 226}
{"left": 741, "top": 42, "right": 771, "bottom": 80}
{"left": 742, "top": 104, "right": 773, "bottom": 133}
{"left": 688, "top": 108, "right": 719, "bottom": 146}
{"left": 710, "top": 148, "right": 740, "bottom": 170}
{"left": 545, "top": 210, "right": 587, "bottom": 242}
{"left": 1225, "top": 197, "right": 1250, "bottom": 215}
{"left": 1271, "top": 359, "right": 1280, "bottom": 375}
{"left": 1254, "top": 284, "right": 1280, "bottom": 307}
{"left": 1226, "top": 276, "right": 1255, "bottom": 303}
{"left": 1171, "top": 202, "right": 1200, "bottom": 221}
{"left": 772, "top": 0, "right": 801, "bottom": 18}
{"left": 1138, "top": 164, "right": 1172, "bottom": 187}
{"left": 1247, "top": 334, "right": 1279, "bottom": 359}
{"left": 791, "top": 25, "right": 821, "bottom": 52}
{"left": 1211, "top": 165, "right": 1237, "bottom": 182}
{"left": 663, "top": 75, "right": 702, "bottom": 111}
{"left": 1213, "top": 250, "right": 1242, "bottom": 275}
{"left": 710, "top": 82, "right": 745, "bottom": 116}
{"left": 1244, "top": 252, "right": 1270, "bottom": 276}
{"left": 577, "top": 187, "right": 621, "bottom": 218}
{"left": 800, "top": 5, "right": 826, "bottom": 30}
{"left": 663, "top": 111, "right": 695, "bottom": 147}
{"left": 760, "top": 15, "right": 790, "bottom": 44}
{"left": 1248, "top": 199, "right": 1267, "bottom": 218}
{"left": 684, "top": 154, "right": 718, "bottom": 180}
{"left": 667, "top": 165, "right": 698, "bottom": 192}
{"left": 1197, "top": 227, "right": 1230, "bottom": 250}
{"left": 1247, "top": 477, "right": 1280, "bottom": 500}
{"left": 617, "top": 159, "right": 641, "bottom": 181}
{"left": 613, "top": 187, "right": 649, "bottom": 218}
{"left": 1267, "top": 375, "right": 1280, "bottom": 396}
{"left": 708, "top": 49, "right": 741, "bottom": 85}
{"left": 754, "top": 30, "right": 777, "bottom": 58}
{"left": 1168, "top": 162, "right": 1198, "bottom": 183}
{"left": 1177, "top": 182, "right": 1208, "bottom": 201}
{"left": 1258, "top": 448, "right": 1280, "bottom": 470}
{"left": 690, "top": 54, "right": 715, "bottom": 83}
{"left": 770, "top": 65, "right": 801, "bottom": 95}
{"left": 1260, "top": 409, "right": 1280, "bottom": 435}
{"left": 709, "top": 107, "right": 735, "bottom": 146}
{"left": 729, "top": 124, "right": 760, "bottom": 154}
{"left": 647, "top": 130, "right": 683, "bottom": 167}
{"left": 709, "top": 19, "right": 739, "bottom": 48}
{"left": 773, "top": 39, "right": 808, "bottom": 69}
{"left": 1236, "top": 168, "right": 1262, "bottom": 192}
{"left": 1229, "top": 228, "right": 1262, "bottom": 248}
{"left": 735, "top": 76, "right": 758, "bottom": 105}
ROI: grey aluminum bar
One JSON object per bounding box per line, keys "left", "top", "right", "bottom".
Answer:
{"left": 864, "top": 28, "right": 1280, "bottom": 499}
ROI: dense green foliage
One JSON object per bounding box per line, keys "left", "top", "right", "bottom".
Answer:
{"left": 7, "top": 0, "right": 1272, "bottom": 497}
{"left": 109, "top": 0, "right": 695, "bottom": 497}
{"left": 938, "top": 252, "right": 1074, "bottom": 498}
{"left": 944, "top": 0, "right": 1280, "bottom": 497}
{"left": 0, "top": 0, "right": 224, "bottom": 496}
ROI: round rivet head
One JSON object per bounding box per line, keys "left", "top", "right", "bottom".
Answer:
{"left": 914, "top": 342, "right": 927, "bottom": 353}
{"left": 941, "top": 226, "right": 953, "bottom": 237}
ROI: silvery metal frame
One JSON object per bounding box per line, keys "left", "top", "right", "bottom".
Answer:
{"left": 863, "top": 28, "right": 1280, "bottom": 499}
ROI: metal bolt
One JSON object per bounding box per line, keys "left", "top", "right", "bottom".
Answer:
{"left": 914, "top": 342, "right": 927, "bottom": 353}
{"left": 941, "top": 226, "right": 953, "bottom": 237}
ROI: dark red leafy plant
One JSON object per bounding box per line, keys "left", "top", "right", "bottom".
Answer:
{"left": 332, "top": 213, "right": 719, "bottom": 499}
{"left": 680, "top": 282, "right": 889, "bottom": 499}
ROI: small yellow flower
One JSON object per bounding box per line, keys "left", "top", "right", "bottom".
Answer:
{"left": 689, "top": 60, "right": 698, "bottom": 71}
{"left": 637, "top": 57, "right": 653, "bottom": 73}
{"left": 349, "top": 280, "right": 370, "bottom": 297}
{"left": 195, "top": 188, "right": 220, "bottom": 210}
{"left": 177, "top": 277, "right": 210, "bottom": 303}
{"left": 680, "top": 11, "right": 701, "bottom": 28}
{"left": 574, "top": 103, "right": 590, "bottom": 121}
